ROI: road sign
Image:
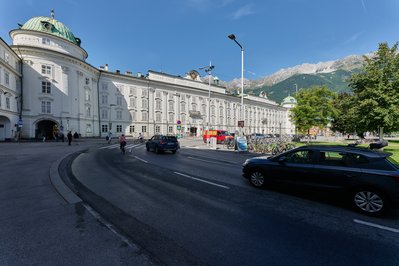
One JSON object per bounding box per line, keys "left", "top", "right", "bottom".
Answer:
{"left": 177, "top": 125, "right": 181, "bottom": 130}
{"left": 17, "top": 119, "right": 23, "bottom": 127}
{"left": 177, "top": 120, "right": 181, "bottom": 125}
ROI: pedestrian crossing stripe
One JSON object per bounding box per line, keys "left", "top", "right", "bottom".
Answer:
{"left": 99, "top": 144, "right": 142, "bottom": 150}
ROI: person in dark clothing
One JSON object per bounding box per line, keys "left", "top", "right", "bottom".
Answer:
{"left": 67, "top": 131, "right": 73, "bottom": 146}
{"left": 73, "top": 132, "right": 79, "bottom": 139}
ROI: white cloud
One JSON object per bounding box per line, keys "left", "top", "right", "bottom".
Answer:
{"left": 230, "top": 4, "right": 255, "bottom": 20}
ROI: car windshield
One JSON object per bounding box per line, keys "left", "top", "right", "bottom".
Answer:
{"left": 165, "top": 136, "right": 177, "bottom": 141}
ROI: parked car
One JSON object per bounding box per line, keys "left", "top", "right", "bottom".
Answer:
{"left": 242, "top": 145, "right": 399, "bottom": 215}
{"left": 146, "top": 135, "right": 179, "bottom": 154}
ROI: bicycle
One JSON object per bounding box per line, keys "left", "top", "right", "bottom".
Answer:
{"left": 120, "top": 141, "right": 126, "bottom": 154}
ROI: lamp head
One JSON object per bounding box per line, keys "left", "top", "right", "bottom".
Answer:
{"left": 228, "top": 34, "right": 236, "bottom": 40}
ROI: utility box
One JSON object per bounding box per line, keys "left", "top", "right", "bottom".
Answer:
{"left": 210, "top": 137, "right": 217, "bottom": 149}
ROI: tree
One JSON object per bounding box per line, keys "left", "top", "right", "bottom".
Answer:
{"left": 331, "top": 93, "right": 365, "bottom": 136}
{"left": 348, "top": 42, "right": 399, "bottom": 136}
{"left": 290, "top": 86, "right": 337, "bottom": 134}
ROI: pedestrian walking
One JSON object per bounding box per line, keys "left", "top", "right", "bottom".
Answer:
{"left": 67, "top": 131, "right": 73, "bottom": 146}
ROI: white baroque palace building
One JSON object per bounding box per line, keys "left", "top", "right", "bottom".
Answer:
{"left": 0, "top": 13, "right": 295, "bottom": 141}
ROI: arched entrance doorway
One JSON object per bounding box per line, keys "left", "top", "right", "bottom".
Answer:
{"left": 35, "top": 120, "right": 58, "bottom": 140}
{"left": 0, "top": 116, "right": 11, "bottom": 141}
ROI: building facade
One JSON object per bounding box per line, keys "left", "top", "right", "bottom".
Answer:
{"left": 0, "top": 13, "right": 295, "bottom": 141}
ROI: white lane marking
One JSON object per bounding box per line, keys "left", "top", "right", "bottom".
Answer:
{"left": 174, "top": 171, "right": 230, "bottom": 189}
{"left": 354, "top": 219, "right": 399, "bottom": 234}
{"left": 134, "top": 156, "right": 148, "bottom": 163}
{"left": 99, "top": 144, "right": 119, "bottom": 149}
{"left": 187, "top": 156, "right": 241, "bottom": 166}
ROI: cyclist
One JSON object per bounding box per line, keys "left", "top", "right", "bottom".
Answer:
{"left": 119, "top": 134, "right": 127, "bottom": 154}
{"left": 138, "top": 133, "right": 144, "bottom": 143}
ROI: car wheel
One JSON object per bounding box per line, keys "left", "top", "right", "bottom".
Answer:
{"left": 146, "top": 145, "right": 150, "bottom": 151}
{"left": 249, "top": 170, "right": 265, "bottom": 188}
{"left": 353, "top": 189, "right": 387, "bottom": 215}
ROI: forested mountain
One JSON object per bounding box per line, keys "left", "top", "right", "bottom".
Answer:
{"left": 223, "top": 54, "right": 366, "bottom": 103}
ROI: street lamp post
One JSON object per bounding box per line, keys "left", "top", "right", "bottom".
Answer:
{"left": 199, "top": 63, "right": 214, "bottom": 145}
{"left": 228, "top": 34, "right": 244, "bottom": 135}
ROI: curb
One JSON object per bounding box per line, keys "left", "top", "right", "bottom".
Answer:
{"left": 49, "top": 153, "right": 82, "bottom": 204}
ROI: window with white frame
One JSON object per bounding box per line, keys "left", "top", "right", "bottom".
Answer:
{"left": 102, "top": 82, "right": 108, "bottom": 90}
{"left": 129, "top": 125, "right": 135, "bottom": 133}
{"left": 42, "top": 81, "right": 51, "bottom": 93}
{"left": 168, "top": 101, "right": 174, "bottom": 111}
{"left": 155, "top": 91, "right": 161, "bottom": 98}
{"left": 85, "top": 89, "right": 90, "bottom": 101}
{"left": 141, "top": 90, "right": 147, "bottom": 97}
{"left": 129, "top": 97, "right": 136, "bottom": 108}
{"left": 101, "top": 109, "right": 108, "bottom": 119}
{"left": 129, "top": 86, "right": 135, "bottom": 95}
{"left": 5, "top": 71, "right": 9, "bottom": 85}
{"left": 168, "top": 126, "right": 173, "bottom": 133}
{"left": 168, "top": 113, "right": 174, "bottom": 123}
{"left": 4, "top": 52, "right": 9, "bottom": 63}
{"left": 142, "top": 126, "right": 147, "bottom": 133}
{"left": 211, "top": 106, "right": 215, "bottom": 116}
{"left": 102, "top": 124, "right": 108, "bottom": 133}
{"left": 42, "top": 38, "right": 50, "bottom": 45}
{"left": 6, "top": 97, "right": 10, "bottom": 109}
{"left": 155, "top": 112, "right": 161, "bottom": 122}
{"left": 85, "top": 78, "right": 90, "bottom": 85}
{"left": 155, "top": 125, "right": 161, "bottom": 133}
{"left": 101, "top": 95, "right": 108, "bottom": 105}
{"left": 116, "top": 110, "right": 122, "bottom": 119}
{"left": 41, "top": 101, "right": 51, "bottom": 113}
{"left": 142, "top": 111, "right": 148, "bottom": 121}
{"left": 130, "top": 110, "right": 135, "bottom": 121}
{"left": 191, "top": 103, "right": 197, "bottom": 111}
{"left": 117, "top": 96, "right": 122, "bottom": 106}
{"left": 142, "top": 99, "right": 148, "bottom": 109}
{"left": 41, "top": 64, "right": 51, "bottom": 75}
{"left": 155, "top": 99, "right": 161, "bottom": 110}
{"left": 181, "top": 102, "right": 186, "bottom": 112}
{"left": 116, "top": 125, "right": 122, "bottom": 133}
{"left": 85, "top": 106, "right": 91, "bottom": 117}
{"left": 86, "top": 124, "right": 92, "bottom": 133}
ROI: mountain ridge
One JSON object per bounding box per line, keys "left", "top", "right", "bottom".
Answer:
{"left": 222, "top": 54, "right": 367, "bottom": 103}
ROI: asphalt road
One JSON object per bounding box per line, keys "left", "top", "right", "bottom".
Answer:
{"left": 0, "top": 140, "right": 155, "bottom": 266}
{"left": 67, "top": 142, "right": 399, "bottom": 266}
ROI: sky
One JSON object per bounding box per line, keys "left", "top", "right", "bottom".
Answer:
{"left": 1, "top": 0, "right": 399, "bottom": 82}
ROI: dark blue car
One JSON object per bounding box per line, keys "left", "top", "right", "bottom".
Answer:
{"left": 243, "top": 145, "right": 399, "bottom": 215}
{"left": 146, "top": 134, "right": 179, "bottom": 154}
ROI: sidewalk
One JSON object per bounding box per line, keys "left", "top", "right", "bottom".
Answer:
{"left": 0, "top": 139, "right": 155, "bottom": 266}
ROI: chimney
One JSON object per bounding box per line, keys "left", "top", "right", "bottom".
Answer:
{"left": 104, "top": 64, "right": 109, "bottom": 71}
{"left": 125, "top": 71, "right": 132, "bottom": 75}
{"left": 116, "top": 70, "right": 120, "bottom": 74}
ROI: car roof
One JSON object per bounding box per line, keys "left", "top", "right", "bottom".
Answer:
{"left": 296, "top": 145, "right": 392, "bottom": 158}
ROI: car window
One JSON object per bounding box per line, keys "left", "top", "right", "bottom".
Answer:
{"left": 284, "top": 150, "right": 314, "bottom": 164}
{"left": 318, "top": 151, "right": 347, "bottom": 166}
{"left": 360, "top": 158, "right": 396, "bottom": 171}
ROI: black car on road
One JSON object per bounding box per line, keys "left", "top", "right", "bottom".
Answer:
{"left": 146, "top": 134, "right": 179, "bottom": 154}
{"left": 242, "top": 145, "right": 399, "bottom": 215}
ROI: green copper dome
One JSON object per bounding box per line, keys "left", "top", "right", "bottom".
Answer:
{"left": 282, "top": 95, "right": 297, "bottom": 105}
{"left": 20, "top": 16, "right": 81, "bottom": 46}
